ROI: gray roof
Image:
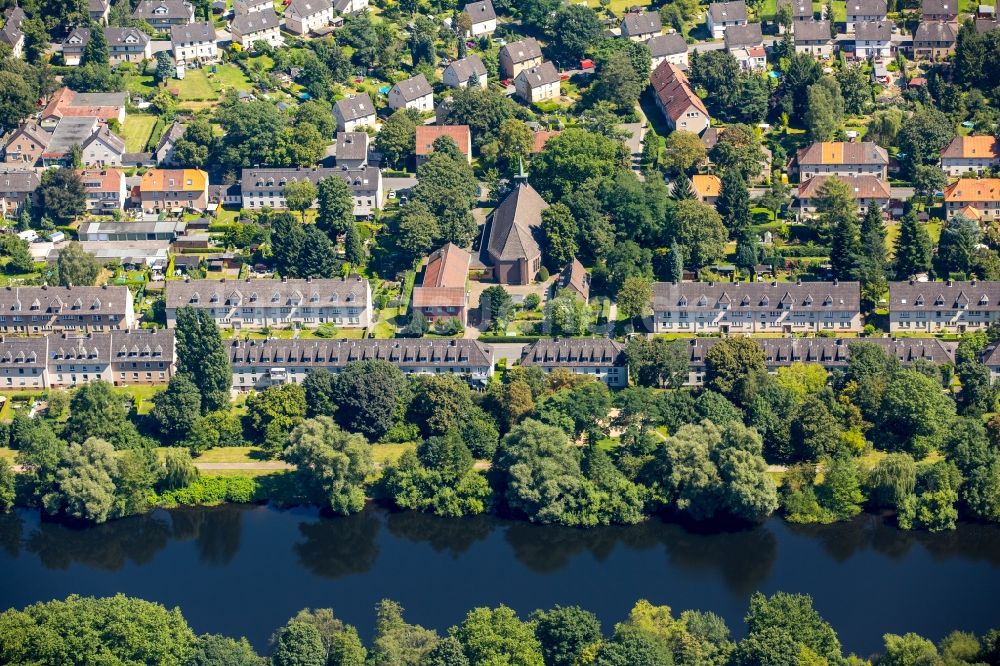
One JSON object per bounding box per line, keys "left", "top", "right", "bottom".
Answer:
{"left": 724, "top": 22, "right": 763, "bottom": 49}
{"left": 167, "top": 277, "right": 371, "bottom": 309}
{"left": 80, "top": 221, "right": 186, "bottom": 236}
{"left": 890, "top": 280, "right": 1000, "bottom": 311}
{"left": 686, "top": 336, "right": 954, "bottom": 368}
{"left": 230, "top": 337, "right": 492, "bottom": 369}
{"left": 0, "top": 7, "right": 24, "bottom": 49}
{"left": 487, "top": 183, "right": 548, "bottom": 262}
{"left": 521, "top": 338, "right": 627, "bottom": 368}
{"left": 708, "top": 1, "right": 748, "bottom": 23}
{"left": 795, "top": 20, "right": 833, "bottom": 41}
{"left": 46, "top": 117, "right": 100, "bottom": 156}
{"left": 922, "top": 0, "right": 957, "bottom": 14}
{"left": 287, "top": 0, "right": 333, "bottom": 19}
{"left": 171, "top": 21, "right": 216, "bottom": 43}
{"left": 846, "top": 0, "right": 887, "bottom": 15}
{"left": 241, "top": 166, "right": 379, "bottom": 194}
{"left": 797, "top": 141, "right": 888, "bottom": 166}
{"left": 652, "top": 280, "right": 861, "bottom": 312}
{"left": 133, "top": 0, "right": 193, "bottom": 19}
{"left": 778, "top": 0, "right": 815, "bottom": 19}
{"left": 501, "top": 38, "right": 543, "bottom": 64}
{"left": 648, "top": 33, "right": 688, "bottom": 57}
{"left": 516, "top": 61, "right": 560, "bottom": 88}
{"left": 105, "top": 26, "right": 149, "bottom": 46}
{"left": 391, "top": 74, "right": 433, "bottom": 102}
{"left": 975, "top": 18, "right": 999, "bottom": 33}
{"left": 0, "top": 169, "right": 40, "bottom": 193}
{"left": 0, "top": 285, "right": 131, "bottom": 315}
{"left": 156, "top": 121, "right": 186, "bottom": 153}
{"left": 73, "top": 92, "right": 129, "bottom": 108}
{"left": 622, "top": 11, "right": 662, "bottom": 35}
{"left": 914, "top": 20, "right": 958, "bottom": 42}
{"left": 855, "top": 20, "right": 892, "bottom": 40}
{"left": 62, "top": 27, "right": 92, "bottom": 52}
{"left": 336, "top": 132, "right": 368, "bottom": 162}
{"left": 334, "top": 94, "right": 376, "bottom": 122}
{"left": 107, "top": 329, "right": 175, "bottom": 362}
{"left": 446, "top": 54, "right": 487, "bottom": 82}
{"left": 464, "top": 0, "right": 496, "bottom": 23}
{"left": 232, "top": 7, "right": 280, "bottom": 33}
{"left": 0, "top": 335, "right": 47, "bottom": 368}
{"left": 90, "top": 0, "right": 111, "bottom": 11}
{"left": 83, "top": 125, "right": 126, "bottom": 155}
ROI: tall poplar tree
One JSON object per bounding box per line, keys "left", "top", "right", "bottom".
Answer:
{"left": 175, "top": 307, "right": 232, "bottom": 413}
{"left": 893, "top": 211, "right": 932, "bottom": 279}
{"left": 717, "top": 169, "right": 752, "bottom": 240}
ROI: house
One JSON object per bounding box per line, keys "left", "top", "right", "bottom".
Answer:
{"left": 335, "top": 131, "right": 368, "bottom": 168}
{"left": 779, "top": 0, "right": 816, "bottom": 22}
{"left": 81, "top": 125, "right": 127, "bottom": 167}
{"left": 940, "top": 135, "right": 1000, "bottom": 176}
{"left": 333, "top": 94, "right": 376, "bottom": 132}
{"left": 240, "top": 166, "right": 384, "bottom": 216}
{"left": 62, "top": 27, "right": 92, "bottom": 66}
{"left": 499, "top": 38, "right": 543, "bottom": 80}
{"left": 171, "top": 21, "right": 218, "bottom": 64}
{"left": 231, "top": 8, "right": 283, "bottom": 48}
{"left": 725, "top": 23, "right": 767, "bottom": 70}
{"left": 415, "top": 125, "right": 472, "bottom": 164}
{"left": 651, "top": 279, "right": 862, "bottom": 333}
{"left": 943, "top": 178, "right": 1000, "bottom": 221}
{"left": 132, "top": 0, "right": 195, "bottom": 29}
{"left": 40, "top": 117, "right": 101, "bottom": 166}
{"left": 484, "top": 182, "right": 548, "bottom": 285}
{"left": 285, "top": 0, "right": 335, "bottom": 35}
{"left": 692, "top": 174, "right": 722, "bottom": 204}
{"left": 41, "top": 88, "right": 127, "bottom": 128}
{"left": 443, "top": 54, "right": 488, "bottom": 89}
{"left": 463, "top": 0, "right": 497, "bottom": 37}
{"left": 648, "top": 33, "right": 689, "bottom": 70}
{"left": 707, "top": 1, "right": 748, "bottom": 39}
{"left": 621, "top": 11, "right": 662, "bottom": 40}
{"left": 975, "top": 17, "right": 999, "bottom": 32}
{"left": 795, "top": 20, "right": 835, "bottom": 57}
{"left": 557, "top": 259, "right": 590, "bottom": 302}
{"left": 412, "top": 243, "right": 471, "bottom": 326}
{"left": 923, "top": 0, "right": 958, "bottom": 20}
{"left": 793, "top": 141, "right": 889, "bottom": 179}
{"left": 797, "top": 175, "right": 891, "bottom": 215}
{"left": 138, "top": 168, "right": 209, "bottom": 212}
{"left": 90, "top": 0, "right": 112, "bottom": 24}
{"left": 78, "top": 169, "right": 128, "bottom": 212}
{"left": 388, "top": 74, "right": 434, "bottom": 112}
{"left": 890, "top": 279, "right": 1000, "bottom": 332}
{"left": 105, "top": 27, "right": 151, "bottom": 64}
{"left": 234, "top": 0, "right": 272, "bottom": 13}
{"left": 155, "top": 121, "right": 186, "bottom": 165}
{"left": 520, "top": 338, "right": 628, "bottom": 388}
{"left": 0, "top": 285, "right": 136, "bottom": 334}
{"left": 650, "top": 62, "right": 710, "bottom": 134}
{"left": 166, "top": 276, "right": 373, "bottom": 329}
{"left": 0, "top": 336, "right": 49, "bottom": 389}
{"left": 0, "top": 169, "right": 40, "bottom": 217}
{"left": 913, "top": 20, "right": 959, "bottom": 60}
{"left": 846, "top": 0, "right": 887, "bottom": 31}
{"left": 79, "top": 220, "right": 186, "bottom": 241}
{"left": 514, "top": 61, "right": 561, "bottom": 104}
{"left": 333, "top": 0, "right": 369, "bottom": 13}
{"left": 854, "top": 21, "right": 892, "bottom": 58}
{"left": 3, "top": 121, "right": 50, "bottom": 166}
{"left": 0, "top": 7, "right": 25, "bottom": 58}
{"left": 230, "top": 338, "right": 494, "bottom": 390}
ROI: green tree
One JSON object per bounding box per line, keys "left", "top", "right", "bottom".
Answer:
{"left": 936, "top": 215, "right": 980, "bottom": 276}
{"left": 671, "top": 174, "right": 695, "bottom": 201}
{"left": 877, "top": 369, "right": 957, "bottom": 457}
{"left": 590, "top": 50, "right": 645, "bottom": 112}
{"left": 818, "top": 454, "right": 865, "bottom": 520}
{"left": 531, "top": 128, "right": 628, "bottom": 201}
{"left": 52, "top": 437, "right": 117, "bottom": 523}
{"left": 896, "top": 107, "right": 955, "bottom": 180}
{"left": 245, "top": 383, "right": 307, "bottom": 457}
{"left": 545, "top": 289, "right": 592, "bottom": 336}
{"left": 35, "top": 168, "right": 86, "bottom": 224}
{"left": 394, "top": 201, "right": 439, "bottom": 264}
{"left": 878, "top": 633, "right": 939, "bottom": 666}
{"left": 0, "top": 457, "right": 14, "bottom": 511}
{"left": 284, "top": 179, "right": 317, "bottom": 222}
{"left": 370, "top": 600, "right": 439, "bottom": 666}
{"left": 331, "top": 360, "right": 411, "bottom": 441}
{"left": 662, "top": 130, "right": 707, "bottom": 176}
{"left": 55, "top": 241, "right": 101, "bottom": 286}
{"left": 188, "top": 634, "right": 260, "bottom": 666}
{"left": 82, "top": 24, "right": 109, "bottom": 66}
{"left": 280, "top": 608, "right": 367, "bottom": 666}
{"left": 271, "top": 621, "right": 327, "bottom": 666}
{"left": 421, "top": 637, "right": 470, "bottom": 666}
{"left": 617, "top": 276, "right": 653, "bottom": 327}
{"left": 836, "top": 64, "right": 872, "bottom": 114}
{"left": 625, "top": 337, "right": 689, "bottom": 388}
{"left": 912, "top": 163, "right": 948, "bottom": 206}
{"left": 479, "top": 285, "right": 514, "bottom": 333}
{"left": 858, "top": 204, "right": 889, "bottom": 304}
{"left": 812, "top": 175, "right": 854, "bottom": 245}
{"left": 708, "top": 124, "right": 764, "bottom": 182}
{"left": 717, "top": 169, "right": 752, "bottom": 239}
{"left": 830, "top": 212, "right": 863, "bottom": 282}
{"left": 63, "top": 380, "right": 142, "bottom": 450}
{"left": 303, "top": 368, "right": 338, "bottom": 418}
{"left": 893, "top": 211, "right": 933, "bottom": 279}
{"left": 704, "top": 337, "right": 767, "bottom": 406}
{"left": 409, "top": 375, "right": 475, "bottom": 437}
{"left": 541, "top": 203, "right": 579, "bottom": 269}
{"left": 804, "top": 77, "right": 844, "bottom": 141}
{"left": 667, "top": 199, "right": 726, "bottom": 271}
{"left": 453, "top": 606, "right": 545, "bottom": 666}
{"left": 744, "top": 592, "right": 843, "bottom": 664}
{"left": 868, "top": 452, "right": 918, "bottom": 510}
{"left": 151, "top": 374, "right": 202, "bottom": 442}
{"left": 160, "top": 448, "right": 199, "bottom": 492}
{"left": 550, "top": 4, "right": 603, "bottom": 65}
{"left": 375, "top": 108, "right": 421, "bottom": 169}
{"left": 155, "top": 49, "right": 174, "bottom": 83}
{"left": 284, "top": 416, "right": 374, "bottom": 514}
{"left": 413, "top": 139, "right": 479, "bottom": 246}
{"left": 170, "top": 116, "right": 214, "bottom": 168}
{"left": 734, "top": 232, "right": 760, "bottom": 278}
{"left": 532, "top": 605, "right": 602, "bottom": 666}
{"left": 298, "top": 224, "right": 339, "bottom": 278}
{"left": 175, "top": 307, "right": 232, "bottom": 413}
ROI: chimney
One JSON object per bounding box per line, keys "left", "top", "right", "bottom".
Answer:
{"left": 833, "top": 278, "right": 839, "bottom": 286}
{"left": 281, "top": 276, "right": 288, "bottom": 283}
{"left": 947, "top": 279, "right": 953, "bottom": 287}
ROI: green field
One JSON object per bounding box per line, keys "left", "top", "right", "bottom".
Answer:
{"left": 121, "top": 114, "right": 158, "bottom": 152}
{"left": 173, "top": 69, "right": 219, "bottom": 100}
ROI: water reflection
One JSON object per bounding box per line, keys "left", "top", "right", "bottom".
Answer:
{"left": 0, "top": 512, "right": 22, "bottom": 557}
{"left": 170, "top": 506, "right": 244, "bottom": 566}
{"left": 24, "top": 512, "right": 172, "bottom": 571}
{"left": 384, "top": 509, "right": 493, "bottom": 556}
{"left": 293, "top": 509, "right": 380, "bottom": 579}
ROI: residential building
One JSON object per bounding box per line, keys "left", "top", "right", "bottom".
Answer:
{"left": 725, "top": 22, "right": 764, "bottom": 50}
{"left": 514, "top": 61, "right": 561, "bottom": 104}
{"left": 484, "top": 182, "right": 548, "bottom": 285}
{"left": 234, "top": 0, "right": 272, "bottom": 13}
{"left": 940, "top": 135, "right": 1000, "bottom": 176}
{"left": 230, "top": 338, "right": 494, "bottom": 390}
{"left": 854, "top": 21, "right": 892, "bottom": 58}
{"left": 794, "top": 20, "right": 835, "bottom": 57}
{"left": 62, "top": 27, "right": 92, "bottom": 66}
{"left": 90, "top": 0, "right": 112, "bottom": 24}
{"left": 890, "top": 279, "right": 1000, "bottom": 332}
{"left": 556, "top": 258, "right": 590, "bottom": 302}
{"left": 914, "top": 20, "right": 959, "bottom": 60}
{"left": 240, "top": 166, "right": 383, "bottom": 216}
{"left": 2, "top": 121, "right": 49, "bottom": 166}
{"left": 520, "top": 338, "right": 628, "bottom": 388}
{"left": 231, "top": 8, "right": 283, "bottom": 48}
{"left": 0, "top": 336, "right": 49, "bottom": 389}
{"left": 648, "top": 33, "right": 689, "bottom": 69}
{"left": 81, "top": 125, "right": 126, "bottom": 167}
{"left": 334, "top": 0, "right": 369, "bottom": 13}
{"left": 922, "top": 0, "right": 958, "bottom": 20}
{"left": 846, "top": 0, "right": 887, "bottom": 31}
{"left": 333, "top": 94, "right": 376, "bottom": 132}
{"left": 779, "top": 0, "right": 816, "bottom": 22}
{"left": 0, "top": 285, "right": 135, "bottom": 334}
{"left": 105, "top": 27, "right": 151, "bottom": 64}
{"left": 138, "top": 168, "right": 209, "bottom": 212}
{"left": 388, "top": 74, "right": 434, "bottom": 112}
{"left": 40, "top": 117, "right": 101, "bottom": 166}
{"left": 975, "top": 17, "right": 999, "bottom": 32}
{"left": 412, "top": 243, "right": 471, "bottom": 326}
{"left": 415, "top": 125, "right": 472, "bottom": 164}
{"left": 499, "top": 38, "right": 543, "bottom": 79}
{"left": 285, "top": 0, "right": 335, "bottom": 35}
{"left": 621, "top": 11, "right": 662, "bottom": 40}
{"left": 707, "top": 1, "right": 748, "bottom": 39}
{"left": 335, "top": 131, "right": 368, "bottom": 168}
{"left": 651, "top": 279, "right": 863, "bottom": 333}
{"left": 943, "top": 178, "right": 1000, "bottom": 221}
{"left": 155, "top": 121, "right": 186, "bottom": 165}
{"left": 793, "top": 141, "right": 889, "bottom": 179}
{"left": 0, "top": 169, "right": 39, "bottom": 216}
{"left": 78, "top": 220, "right": 186, "bottom": 241}
{"left": 797, "top": 175, "right": 891, "bottom": 214}
{"left": 0, "top": 7, "right": 25, "bottom": 58}
{"left": 463, "top": 0, "right": 497, "bottom": 36}
{"left": 41, "top": 88, "right": 127, "bottom": 128}
{"left": 650, "top": 62, "right": 710, "bottom": 134}
{"left": 692, "top": 174, "right": 722, "bottom": 204}
{"left": 443, "top": 54, "right": 488, "bottom": 89}
{"left": 132, "top": 0, "right": 195, "bottom": 29}
{"left": 78, "top": 169, "right": 128, "bottom": 212}
{"left": 165, "top": 276, "right": 373, "bottom": 329}
{"left": 171, "top": 21, "right": 218, "bottom": 64}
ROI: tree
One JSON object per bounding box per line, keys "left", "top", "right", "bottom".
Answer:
{"left": 188, "top": 634, "right": 261, "bottom": 666}
{"left": 271, "top": 621, "right": 327, "bottom": 666}
{"left": 421, "top": 637, "right": 470, "bottom": 666}
{"left": 245, "top": 383, "right": 308, "bottom": 458}
{"left": 913, "top": 164, "right": 948, "bottom": 206}
{"left": 689, "top": 50, "right": 743, "bottom": 119}
{"left": 709, "top": 124, "right": 764, "bottom": 182}
{"left": 804, "top": 77, "right": 844, "bottom": 141}
{"left": 151, "top": 375, "right": 202, "bottom": 442}
{"left": 590, "top": 50, "right": 645, "bottom": 112}
{"left": 170, "top": 116, "right": 213, "bottom": 168}
{"left": 2, "top": 234, "right": 35, "bottom": 274}
{"left": 331, "top": 360, "right": 411, "bottom": 441}
{"left": 453, "top": 606, "right": 545, "bottom": 666}
{"left": 341, "top": 221, "right": 364, "bottom": 267}
{"left": 175, "top": 307, "right": 232, "bottom": 413}
{"left": 617, "top": 277, "right": 652, "bottom": 327}
{"left": 878, "top": 633, "right": 940, "bottom": 666}
{"left": 35, "top": 168, "right": 86, "bottom": 224}
{"left": 877, "top": 369, "right": 957, "bottom": 457}
{"left": 662, "top": 131, "right": 707, "bottom": 176}
{"left": 0, "top": 70, "right": 39, "bottom": 133}
{"left": 830, "top": 213, "right": 863, "bottom": 282}
{"left": 394, "top": 201, "right": 439, "bottom": 264}
{"left": 541, "top": 203, "right": 579, "bottom": 269}
{"left": 55, "top": 241, "right": 101, "bottom": 286}
{"left": 818, "top": 455, "right": 865, "bottom": 520}
{"left": 671, "top": 174, "right": 694, "bottom": 201}
{"left": 409, "top": 375, "right": 475, "bottom": 437}
{"left": 667, "top": 200, "right": 727, "bottom": 271}
{"left": 734, "top": 232, "right": 760, "bottom": 278}
{"left": 893, "top": 212, "right": 932, "bottom": 279}
{"left": 284, "top": 416, "right": 374, "bottom": 514}
{"left": 704, "top": 337, "right": 766, "bottom": 406}
{"left": 52, "top": 437, "right": 117, "bottom": 523}
{"left": 495, "top": 119, "right": 535, "bottom": 175}
{"left": 936, "top": 215, "right": 980, "bottom": 277}
{"left": 744, "top": 592, "right": 843, "bottom": 664}
{"left": 896, "top": 108, "right": 955, "bottom": 179}
{"left": 479, "top": 285, "right": 514, "bottom": 334}
{"left": 868, "top": 452, "right": 917, "bottom": 509}
{"left": 716, "top": 169, "right": 751, "bottom": 239}
{"left": 531, "top": 128, "right": 628, "bottom": 201}
{"left": 375, "top": 109, "right": 421, "bottom": 169}
{"left": 160, "top": 448, "right": 199, "bottom": 492}
{"left": 155, "top": 49, "right": 173, "bottom": 83}
{"left": 550, "top": 4, "right": 603, "bottom": 66}
{"left": 545, "top": 289, "right": 592, "bottom": 336}
{"left": 625, "top": 337, "right": 689, "bottom": 388}
{"left": 63, "top": 380, "right": 142, "bottom": 450}
{"left": 0, "top": 457, "right": 14, "bottom": 511}
{"left": 278, "top": 608, "right": 367, "bottom": 666}
{"left": 369, "top": 600, "right": 439, "bottom": 666}
{"left": 298, "top": 224, "right": 338, "bottom": 278}
{"left": 446, "top": 86, "right": 529, "bottom": 149}
{"left": 858, "top": 204, "right": 888, "bottom": 304}
{"left": 213, "top": 97, "right": 288, "bottom": 169}
{"left": 531, "top": 605, "right": 602, "bottom": 666}
{"left": 284, "top": 179, "right": 317, "bottom": 222}
{"left": 413, "top": 140, "right": 479, "bottom": 246}
{"left": 811, "top": 175, "right": 854, "bottom": 245}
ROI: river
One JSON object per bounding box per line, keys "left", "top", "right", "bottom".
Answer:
{"left": 1, "top": 504, "right": 999, "bottom": 657}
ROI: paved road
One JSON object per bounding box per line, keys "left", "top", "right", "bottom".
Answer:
{"left": 194, "top": 462, "right": 292, "bottom": 471}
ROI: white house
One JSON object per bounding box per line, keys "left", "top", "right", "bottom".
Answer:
{"left": 240, "top": 166, "right": 384, "bottom": 217}
{"left": 854, "top": 21, "right": 892, "bottom": 58}
{"left": 231, "top": 8, "right": 283, "bottom": 49}
{"left": 285, "top": 0, "right": 335, "bottom": 35}
{"left": 81, "top": 126, "right": 126, "bottom": 168}
{"left": 648, "top": 33, "right": 689, "bottom": 69}
{"left": 171, "top": 21, "right": 218, "bottom": 64}
{"left": 846, "top": 0, "right": 888, "bottom": 31}
{"left": 333, "top": 0, "right": 369, "bottom": 13}
{"left": 514, "top": 61, "right": 561, "bottom": 104}
{"left": 620, "top": 11, "right": 662, "bottom": 41}
{"left": 234, "top": 0, "right": 272, "bottom": 14}
{"left": 940, "top": 136, "right": 1000, "bottom": 177}
{"left": 388, "top": 74, "right": 434, "bottom": 112}
{"left": 443, "top": 54, "right": 488, "bottom": 88}
{"left": 463, "top": 0, "right": 497, "bottom": 37}
{"left": 333, "top": 94, "right": 377, "bottom": 132}
{"left": 707, "top": 0, "right": 748, "bottom": 39}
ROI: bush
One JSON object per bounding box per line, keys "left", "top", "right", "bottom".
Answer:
{"left": 434, "top": 317, "right": 464, "bottom": 336}
{"left": 155, "top": 475, "right": 260, "bottom": 507}
{"left": 523, "top": 293, "right": 541, "bottom": 310}
{"left": 313, "top": 322, "right": 338, "bottom": 338}
{"left": 536, "top": 266, "right": 550, "bottom": 281}
{"left": 225, "top": 476, "right": 258, "bottom": 503}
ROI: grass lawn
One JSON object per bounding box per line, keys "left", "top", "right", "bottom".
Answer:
{"left": 299, "top": 328, "right": 366, "bottom": 339}
{"left": 372, "top": 442, "right": 416, "bottom": 466}
{"left": 585, "top": 0, "right": 653, "bottom": 16}
{"left": 0, "top": 447, "right": 15, "bottom": 463}
{"left": 173, "top": 69, "right": 219, "bottom": 101}
{"left": 214, "top": 64, "right": 253, "bottom": 93}
{"left": 114, "top": 385, "right": 164, "bottom": 415}
{"left": 373, "top": 305, "right": 401, "bottom": 339}
{"left": 121, "top": 114, "right": 158, "bottom": 152}
{"left": 194, "top": 446, "right": 267, "bottom": 463}
{"left": 884, "top": 219, "right": 942, "bottom": 258}
{"left": 205, "top": 468, "right": 284, "bottom": 478}
{"left": 214, "top": 207, "right": 241, "bottom": 225}
{"left": 126, "top": 74, "right": 157, "bottom": 98}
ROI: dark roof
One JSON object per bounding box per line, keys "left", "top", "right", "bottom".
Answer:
{"left": 464, "top": 0, "right": 496, "bottom": 23}
{"left": 0, "top": 7, "right": 25, "bottom": 49}
{"left": 0, "top": 335, "right": 47, "bottom": 368}
{"left": 229, "top": 338, "right": 493, "bottom": 369}
{"left": 914, "top": 20, "right": 959, "bottom": 42}
{"left": 648, "top": 33, "right": 687, "bottom": 56}
{"left": 779, "top": 0, "right": 815, "bottom": 19}
{"left": 922, "top": 0, "right": 957, "bottom": 14}
{"left": 521, "top": 338, "right": 627, "bottom": 368}
{"left": 241, "top": 166, "right": 380, "bottom": 194}
{"left": 621, "top": 11, "right": 662, "bottom": 35}
{"left": 171, "top": 21, "right": 216, "bottom": 43}
{"left": 890, "top": 280, "right": 1000, "bottom": 311}
{"left": 708, "top": 1, "right": 748, "bottom": 23}
{"left": 558, "top": 259, "right": 590, "bottom": 300}
{"left": 975, "top": 18, "right": 999, "bottom": 33}
{"left": 287, "top": 0, "right": 333, "bottom": 18}
{"left": 846, "top": 0, "right": 887, "bottom": 15}
{"left": 501, "top": 38, "right": 543, "bottom": 64}
{"left": 0, "top": 169, "right": 40, "bottom": 193}
{"left": 796, "top": 141, "right": 889, "bottom": 166}
{"left": 391, "top": 74, "right": 433, "bottom": 102}
{"left": 686, "top": 336, "right": 954, "bottom": 368}
{"left": 156, "top": 121, "right": 187, "bottom": 153}
{"left": 0, "top": 285, "right": 131, "bottom": 315}
{"left": 855, "top": 20, "right": 892, "bottom": 40}
{"left": 652, "top": 280, "right": 861, "bottom": 312}
{"left": 133, "top": 0, "right": 193, "bottom": 19}
{"left": 82, "top": 125, "right": 127, "bottom": 155}
{"left": 446, "top": 54, "right": 487, "bottom": 81}
{"left": 62, "top": 27, "right": 91, "bottom": 51}
{"left": 795, "top": 20, "right": 833, "bottom": 41}
{"left": 232, "top": 7, "right": 280, "bottom": 33}
{"left": 106, "top": 26, "right": 149, "bottom": 46}
{"left": 724, "top": 22, "right": 763, "bottom": 49}
{"left": 487, "top": 183, "right": 548, "bottom": 263}
{"left": 334, "top": 94, "right": 376, "bottom": 122}
{"left": 166, "top": 277, "right": 371, "bottom": 309}
{"left": 516, "top": 61, "right": 560, "bottom": 88}
{"left": 335, "top": 132, "right": 368, "bottom": 161}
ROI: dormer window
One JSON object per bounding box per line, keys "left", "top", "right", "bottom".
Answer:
{"left": 980, "top": 295, "right": 989, "bottom": 306}
{"left": 935, "top": 295, "right": 945, "bottom": 306}
{"left": 696, "top": 296, "right": 708, "bottom": 307}
{"left": 915, "top": 295, "right": 924, "bottom": 305}
{"left": 190, "top": 291, "right": 200, "bottom": 303}
{"left": 760, "top": 296, "right": 769, "bottom": 306}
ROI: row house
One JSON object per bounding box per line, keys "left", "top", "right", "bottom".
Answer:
{"left": 0, "top": 7, "right": 24, "bottom": 58}
{"left": 132, "top": 0, "right": 195, "bottom": 29}
{"left": 463, "top": 0, "right": 497, "bottom": 37}
{"left": 106, "top": 27, "right": 151, "bottom": 64}
{"left": 620, "top": 11, "right": 662, "bottom": 41}
{"left": 285, "top": 0, "right": 335, "bottom": 35}
{"left": 846, "top": 0, "right": 887, "bottom": 31}
{"left": 794, "top": 21, "right": 835, "bottom": 57}
{"left": 240, "top": 166, "right": 384, "bottom": 216}
{"left": 0, "top": 169, "right": 40, "bottom": 217}
{"left": 415, "top": 125, "right": 472, "bottom": 164}
{"left": 234, "top": 0, "right": 272, "bottom": 13}
{"left": 499, "top": 38, "right": 543, "bottom": 80}
{"left": 724, "top": 23, "right": 766, "bottom": 71}
{"left": 90, "top": 0, "right": 111, "bottom": 23}
{"left": 943, "top": 178, "right": 1000, "bottom": 221}
{"left": 650, "top": 62, "right": 710, "bottom": 134}
{"left": 230, "top": 338, "right": 494, "bottom": 390}
{"left": 0, "top": 285, "right": 135, "bottom": 334}
{"left": 793, "top": 141, "right": 889, "bottom": 180}
{"left": 648, "top": 33, "right": 689, "bottom": 70}
{"left": 333, "top": 94, "right": 376, "bottom": 132}
{"left": 854, "top": 21, "right": 892, "bottom": 58}
{"left": 78, "top": 169, "right": 128, "bottom": 212}
{"left": 412, "top": 243, "right": 471, "bottom": 326}
{"left": 138, "top": 168, "right": 209, "bottom": 212}
{"left": 939, "top": 136, "right": 1000, "bottom": 176}
{"left": 62, "top": 28, "right": 92, "bottom": 66}
{"left": 889, "top": 279, "right": 1000, "bottom": 332}
{"left": 514, "top": 61, "right": 561, "bottom": 104}
{"left": 922, "top": 0, "right": 958, "bottom": 21}
{"left": 520, "top": 338, "right": 628, "bottom": 388}
{"left": 2, "top": 121, "right": 49, "bottom": 166}
{"left": 707, "top": 0, "right": 748, "bottom": 39}
{"left": 165, "top": 277, "right": 373, "bottom": 330}
{"left": 797, "top": 175, "right": 891, "bottom": 215}
{"left": 913, "top": 20, "right": 959, "bottom": 60}
{"left": 650, "top": 280, "right": 863, "bottom": 334}
{"left": 779, "top": 0, "right": 815, "bottom": 23}
{"left": 231, "top": 8, "right": 283, "bottom": 49}
{"left": 443, "top": 54, "right": 488, "bottom": 89}
{"left": 171, "top": 21, "right": 218, "bottom": 65}
{"left": 388, "top": 74, "right": 434, "bottom": 112}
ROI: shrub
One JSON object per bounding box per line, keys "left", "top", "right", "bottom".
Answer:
{"left": 523, "top": 293, "right": 541, "bottom": 310}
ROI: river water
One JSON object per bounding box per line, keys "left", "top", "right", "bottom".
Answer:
{"left": 1, "top": 504, "right": 999, "bottom": 657}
